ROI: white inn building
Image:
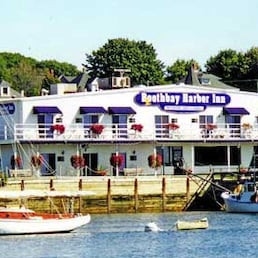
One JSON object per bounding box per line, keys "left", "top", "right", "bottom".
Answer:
{"left": 0, "top": 72, "right": 257, "bottom": 177}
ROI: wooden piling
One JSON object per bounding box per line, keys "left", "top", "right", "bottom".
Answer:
{"left": 50, "top": 179, "right": 54, "bottom": 190}
{"left": 107, "top": 178, "right": 111, "bottom": 213}
{"left": 162, "top": 177, "right": 166, "bottom": 212}
{"left": 134, "top": 178, "right": 138, "bottom": 212}
{"left": 186, "top": 176, "right": 190, "bottom": 201}
{"left": 79, "top": 178, "right": 82, "bottom": 190}
{"left": 21, "top": 180, "right": 24, "bottom": 190}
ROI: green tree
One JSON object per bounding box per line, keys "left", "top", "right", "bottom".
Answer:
{"left": 37, "top": 60, "right": 79, "bottom": 77}
{"left": 84, "top": 38, "right": 165, "bottom": 86}
{"left": 205, "top": 49, "right": 245, "bottom": 80}
{"left": 166, "top": 59, "right": 199, "bottom": 83}
{"left": 10, "top": 60, "right": 44, "bottom": 96}
{"left": 0, "top": 52, "right": 80, "bottom": 96}
{"left": 244, "top": 47, "right": 258, "bottom": 79}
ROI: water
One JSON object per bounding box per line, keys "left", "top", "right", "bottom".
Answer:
{"left": 1, "top": 211, "right": 258, "bottom": 258}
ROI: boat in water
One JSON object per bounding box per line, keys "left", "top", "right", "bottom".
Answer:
{"left": 0, "top": 206, "right": 91, "bottom": 235}
{"left": 175, "top": 217, "right": 208, "bottom": 230}
{"left": 144, "top": 222, "right": 163, "bottom": 232}
{"left": 221, "top": 179, "right": 258, "bottom": 213}
{"left": 0, "top": 190, "right": 94, "bottom": 235}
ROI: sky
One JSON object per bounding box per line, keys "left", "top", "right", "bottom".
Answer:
{"left": 1, "top": 0, "right": 258, "bottom": 71}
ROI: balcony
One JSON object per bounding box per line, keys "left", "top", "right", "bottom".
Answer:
{"left": 1, "top": 123, "right": 258, "bottom": 143}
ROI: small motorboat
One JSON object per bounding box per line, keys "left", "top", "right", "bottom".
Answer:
{"left": 144, "top": 222, "right": 162, "bottom": 232}
{"left": 221, "top": 180, "right": 258, "bottom": 213}
{"left": 175, "top": 217, "right": 208, "bottom": 230}
{"left": 0, "top": 206, "right": 91, "bottom": 235}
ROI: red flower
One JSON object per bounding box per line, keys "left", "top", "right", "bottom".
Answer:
{"left": 148, "top": 154, "right": 162, "bottom": 168}
{"left": 131, "top": 124, "right": 143, "bottom": 132}
{"left": 110, "top": 154, "right": 123, "bottom": 167}
{"left": 164, "top": 123, "right": 179, "bottom": 130}
{"left": 70, "top": 155, "right": 85, "bottom": 169}
{"left": 31, "top": 155, "right": 43, "bottom": 168}
{"left": 10, "top": 155, "right": 22, "bottom": 169}
{"left": 50, "top": 124, "right": 65, "bottom": 134}
{"left": 90, "top": 124, "right": 104, "bottom": 134}
{"left": 205, "top": 124, "right": 217, "bottom": 130}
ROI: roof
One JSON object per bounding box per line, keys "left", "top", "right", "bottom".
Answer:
{"left": 0, "top": 80, "right": 22, "bottom": 98}
{"left": 179, "top": 65, "right": 239, "bottom": 90}
{"left": 59, "top": 72, "right": 89, "bottom": 91}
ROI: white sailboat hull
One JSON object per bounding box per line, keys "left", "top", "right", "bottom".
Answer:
{"left": 0, "top": 214, "right": 91, "bottom": 235}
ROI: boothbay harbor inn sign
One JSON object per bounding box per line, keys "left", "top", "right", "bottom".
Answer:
{"left": 134, "top": 92, "right": 231, "bottom": 112}
{"left": 0, "top": 81, "right": 257, "bottom": 177}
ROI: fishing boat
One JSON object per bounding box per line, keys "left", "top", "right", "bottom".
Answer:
{"left": 175, "top": 217, "right": 208, "bottom": 230}
{"left": 0, "top": 190, "right": 93, "bottom": 235}
{"left": 221, "top": 180, "right": 258, "bottom": 213}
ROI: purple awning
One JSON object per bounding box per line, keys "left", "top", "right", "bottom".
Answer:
{"left": 33, "top": 106, "right": 62, "bottom": 114}
{"left": 108, "top": 107, "right": 136, "bottom": 114}
{"left": 223, "top": 107, "right": 249, "bottom": 115}
{"left": 80, "top": 106, "right": 107, "bottom": 114}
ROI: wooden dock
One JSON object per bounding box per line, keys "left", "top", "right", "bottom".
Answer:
{"left": 0, "top": 174, "right": 237, "bottom": 213}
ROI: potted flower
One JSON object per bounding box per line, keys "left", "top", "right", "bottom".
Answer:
{"left": 131, "top": 124, "right": 143, "bottom": 132}
{"left": 110, "top": 154, "right": 123, "bottom": 167}
{"left": 70, "top": 155, "right": 85, "bottom": 169}
{"left": 242, "top": 123, "right": 252, "bottom": 130}
{"left": 31, "top": 155, "right": 43, "bottom": 168}
{"left": 50, "top": 124, "right": 65, "bottom": 134}
{"left": 148, "top": 154, "right": 162, "bottom": 169}
{"left": 10, "top": 155, "right": 22, "bottom": 169}
{"left": 164, "top": 123, "right": 179, "bottom": 130}
{"left": 90, "top": 124, "right": 104, "bottom": 135}
{"left": 205, "top": 124, "right": 217, "bottom": 130}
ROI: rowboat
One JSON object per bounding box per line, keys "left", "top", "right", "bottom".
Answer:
{"left": 0, "top": 206, "right": 91, "bottom": 235}
{"left": 175, "top": 217, "right": 208, "bottom": 230}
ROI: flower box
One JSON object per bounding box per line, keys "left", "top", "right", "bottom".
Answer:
{"left": 205, "top": 124, "right": 217, "bottom": 130}
{"left": 70, "top": 155, "right": 85, "bottom": 169}
{"left": 110, "top": 154, "right": 123, "bottom": 167}
{"left": 50, "top": 124, "right": 65, "bottom": 134}
{"left": 31, "top": 155, "right": 43, "bottom": 168}
{"left": 10, "top": 155, "right": 22, "bottom": 169}
{"left": 90, "top": 124, "right": 104, "bottom": 134}
{"left": 131, "top": 124, "right": 143, "bottom": 132}
{"left": 242, "top": 123, "right": 252, "bottom": 129}
{"left": 148, "top": 154, "right": 162, "bottom": 168}
{"left": 164, "top": 123, "right": 179, "bottom": 130}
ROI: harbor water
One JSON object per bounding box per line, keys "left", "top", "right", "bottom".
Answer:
{"left": 1, "top": 211, "right": 258, "bottom": 258}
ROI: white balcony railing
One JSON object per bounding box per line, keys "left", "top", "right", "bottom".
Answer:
{"left": 1, "top": 123, "right": 258, "bottom": 142}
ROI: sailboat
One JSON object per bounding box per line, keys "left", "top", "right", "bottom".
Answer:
{"left": 0, "top": 190, "right": 93, "bottom": 235}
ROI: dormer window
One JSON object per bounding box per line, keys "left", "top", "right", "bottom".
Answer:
{"left": 1, "top": 87, "right": 9, "bottom": 96}
{"left": 200, "top": 78, "right": 210, "bottom": 85}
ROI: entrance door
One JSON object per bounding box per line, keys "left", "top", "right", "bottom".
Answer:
{"left": 41, "top": 153, "right": 56, "bottom": 176}
{"left": 84, "top": 153, "right": 98, "bottom": 176}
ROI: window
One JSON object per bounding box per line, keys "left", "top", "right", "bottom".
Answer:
{"left": 156, "top": 146, "right": 183, "bottom": 166}
{"left": 194, "top": 146, "right": 239, "bottom": 166}
{"left": 2, "top": 87, "right": 8, "bottom": 95}
{"left": 199, "top": 115, "right": 213, "bottom": 128}
{"left": 171, "top": 118, "right": 178, "bottom": 123}
{"left": 155, "top": 115, "right": 169, "bottom": 138}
